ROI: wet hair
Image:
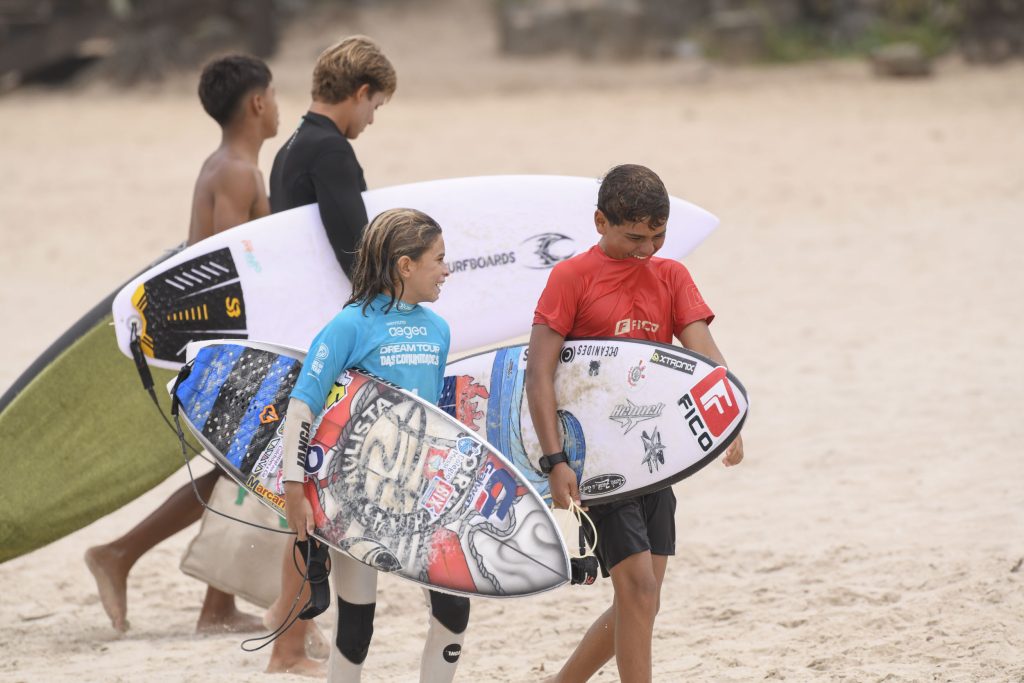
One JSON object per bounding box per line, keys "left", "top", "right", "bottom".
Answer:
{"left": 597, "top": 164, "right": 670, "bottom": 229}
{"left": 198, "top": 54, "right": 272, "bottom": 126}
{"left": 312, "top": 35, "right": 397, "bottom": 104}
{"left": 346, "top": 208, "right": 443, "bottom": 314}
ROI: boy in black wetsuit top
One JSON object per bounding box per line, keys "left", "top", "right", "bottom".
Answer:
{"left": 269, "top": 34, "right": 396, "bottom": 278}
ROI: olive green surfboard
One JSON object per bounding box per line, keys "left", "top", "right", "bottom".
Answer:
{"left": 0, "top": 258, "right": 199, "bottom": 563}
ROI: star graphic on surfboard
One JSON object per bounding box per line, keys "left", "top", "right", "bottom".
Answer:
{"left": 640, "top": 427, "right": 666, "bottom": 474}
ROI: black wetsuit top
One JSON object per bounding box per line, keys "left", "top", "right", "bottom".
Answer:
{"left": 269, "top": 112, "right": 368, "bottom": 278}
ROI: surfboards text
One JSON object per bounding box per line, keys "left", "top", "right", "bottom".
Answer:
{"left": 446, "top": 251, "right": 516, "bottom": 273}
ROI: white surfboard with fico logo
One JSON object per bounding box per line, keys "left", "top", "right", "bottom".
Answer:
{"left": 111, "top": 176, "right": 718, "bottom": 370}
{"left": 441, "top": 338, "right": 748, "bottom": 504}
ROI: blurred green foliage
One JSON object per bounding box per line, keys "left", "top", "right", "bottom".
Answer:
{"left": 760, "top": 1, "right": 959, "bottom": 62}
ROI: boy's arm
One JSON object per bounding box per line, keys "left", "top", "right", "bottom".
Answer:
{"left": 678, "top": 320, "right": 727, "bottom": 367}
{"left": 281, "top": 397, "right": 315, "bottom": 539}
{"left": 678, "top": 320, "right": 745, "bottom": 467}
{"left": 525, "top": 323, "right": 580, "bottom": 508}
{"left": 310, "top": 148, "right": 368, "bottom": 279}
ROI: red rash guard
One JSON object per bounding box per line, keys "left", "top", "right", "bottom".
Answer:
{"left": 533, "top": 245, "right": 714, "bottom": 341}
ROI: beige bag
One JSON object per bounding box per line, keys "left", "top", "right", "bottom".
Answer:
{"left": 180, "top": 476, "right": 291, "bottom": 608}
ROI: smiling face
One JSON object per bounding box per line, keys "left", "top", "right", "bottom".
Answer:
{"left": 595, "top": 209, "right": 667, "bottom": 260}
{"left": 397, "top": 235, "right": 449, "bottom": 304}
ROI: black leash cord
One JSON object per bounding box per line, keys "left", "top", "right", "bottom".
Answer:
{"left": 128, "top": 328, "right": 325, "bottom": 648}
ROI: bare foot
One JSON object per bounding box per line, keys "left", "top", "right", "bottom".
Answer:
{"left": 263, "top": 610, "right": 330, "bottom": 661}
{"left": 195, "top": 585, "right": 264, "bottom": 634}
{"left": 266, "top": 655, "right": 327, "bottom": 677}
{"left": 84, "top": 545, "right": 129, "bottom": 632}
{"left": 196, "top": 606, "right": 265, "bottom": 634}
{"left": 304, "top": 622, "right": 329, "bottom": 661}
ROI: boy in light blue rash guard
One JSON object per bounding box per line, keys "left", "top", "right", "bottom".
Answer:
{"left": 291, "top": 293, "right": 449, "bottom": 412}
{"left": 277, "top": 208, "right": 469, "bottom": 683}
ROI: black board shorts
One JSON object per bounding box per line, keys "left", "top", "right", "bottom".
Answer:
{"left": 582, "top": 487, "right": 676, "bottom": 578}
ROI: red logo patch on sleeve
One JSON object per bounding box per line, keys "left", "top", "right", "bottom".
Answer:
{"left": 686, "top": 284, "right": 705, "bottom": 308}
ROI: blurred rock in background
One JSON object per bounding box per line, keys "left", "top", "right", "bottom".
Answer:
{"left": 0, "top": 0, "right": 297, "bottom": 91}
{"left": 960, "top": 0, "right": 1024, "bottom": 62}
{"left": 494, "top": 0, "right": 1024, "bottom": 68}
{"left": 2, "top": 0, "right": 1022, "bottom": 94}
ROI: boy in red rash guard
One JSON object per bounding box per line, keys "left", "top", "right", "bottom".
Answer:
{"left": 526, "top": 164, "right": 744, "bottom": 683}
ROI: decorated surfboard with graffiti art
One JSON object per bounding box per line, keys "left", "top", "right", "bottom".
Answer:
{"left": 113, "top": 175, "right": 719, "bottom": 370}
{"left": 442, "top": 338, "right": 749, "bottom": 504}
{"left": 171, "top": 340, "right": 569, "bottom": 599}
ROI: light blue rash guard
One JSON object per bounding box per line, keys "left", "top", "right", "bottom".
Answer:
{"left": 290, "top": 293, "right": 451, "bottom": 413}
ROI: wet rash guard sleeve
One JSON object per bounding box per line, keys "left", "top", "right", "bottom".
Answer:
{"left": 282, "top": 398, "right": 314, "bottom": 483}
{"left": 285, "top": 312, "right": 363, "bottom": 480}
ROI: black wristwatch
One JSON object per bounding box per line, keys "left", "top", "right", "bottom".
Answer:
{"left": 538, "top": 450, "right": 569, "bottom": 475}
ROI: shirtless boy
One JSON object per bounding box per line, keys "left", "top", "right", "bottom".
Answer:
{"left": 86, "top": 54, "right": 279, "bottom": 634}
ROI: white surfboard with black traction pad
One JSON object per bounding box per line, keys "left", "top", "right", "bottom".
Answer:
{"left": 441, "top": 338, "right": 749, "bottom": 504}
{"left": 113, "top": 175, "right": 719, "bottom": 369}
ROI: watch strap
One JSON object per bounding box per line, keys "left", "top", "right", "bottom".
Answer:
{"left": 539, "top": 450, "right": 569, "bottom": 474}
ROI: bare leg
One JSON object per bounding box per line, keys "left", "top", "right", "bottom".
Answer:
{"left": 85, "top": 467, "right": 222, "bottom": 632}
{"left": 547, "top": 554, "right": 668, "bottom": 683}
{"left": 196, "top": 586, "right": 264, "bottom": 633}
{"left": 264, "top": 546, "right": 329, "bottom": 660}
{"left": 608, "top": 552, "right": 661, "bottom": 683}
{"left": 266, "top": 543, "right": 326, "bottom": 677}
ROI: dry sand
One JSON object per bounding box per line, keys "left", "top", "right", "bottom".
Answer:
{"left": 1, "top": 2, "right": 1023, "bottom": 681}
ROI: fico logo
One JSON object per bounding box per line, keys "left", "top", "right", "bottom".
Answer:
{"left": 677, "top": 367, "right": 740, "bottom": 451}
{"left": 614, "top": 319, "right": 660, "bottom": 336}
{"left": 692, "top": 367, "right": 739, "bottom": 436}
{"left": 388, "top": 325, "right": 427, "bottom": 338}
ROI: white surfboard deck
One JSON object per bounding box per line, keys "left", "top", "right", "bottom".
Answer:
{"left": 114, "top": 175, "right": 718, "bottom": 369}
{"left": 171, "top": 339, "right": 570, "bottom": 598}
{"left": 441, "top": 338, "right": 748, "bottom": 503}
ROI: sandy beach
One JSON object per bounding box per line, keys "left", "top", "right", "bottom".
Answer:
{"left": 1, "top": 3, "right": 1023, "bottom": 681}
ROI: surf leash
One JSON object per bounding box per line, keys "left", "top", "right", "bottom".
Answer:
{"left": 162, "top": 366, "right": 331, "bottom": 651}
{"left": 123, "top": 330, "right": 323, "bottom": 630}
{"left": 164, "top": 371, "right": 293, "bottom": 536}
{"left": 128, "top": 321, "right": 211, "bottom": 463}
{"left": 566, "top": 500, "right": 599, "bottom": 586}
{"left": 124, "top": 326, "right": 294, "bottom": 536}
{"left": 240, "top": 538, "right": 332, "bottom": 653}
